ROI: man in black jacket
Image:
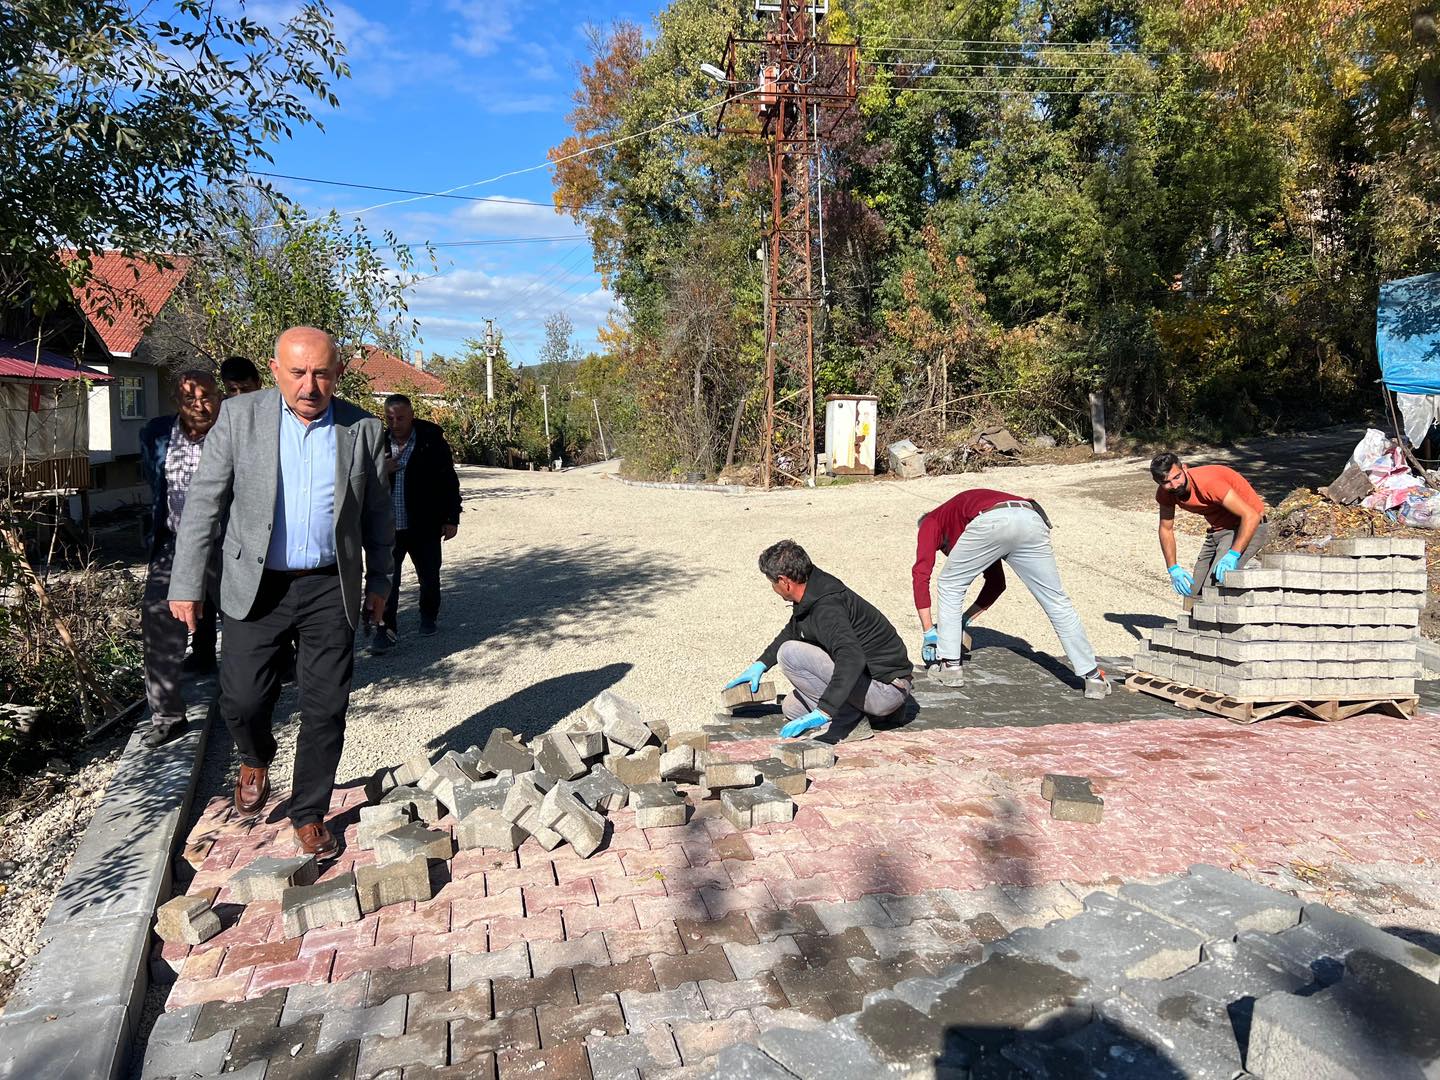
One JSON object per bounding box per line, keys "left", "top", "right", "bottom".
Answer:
{"left": 372, "top": 394, "right": 461, "bottom": 652}
{"left": 724, "top": 540, "right": 914, "bottom": 740}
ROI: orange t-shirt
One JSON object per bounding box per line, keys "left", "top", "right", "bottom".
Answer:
{"left": 1156, "top": 464, "right": 1266, "bottom": 532}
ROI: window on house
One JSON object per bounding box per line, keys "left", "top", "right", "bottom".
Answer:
{"left": 116, "top": 376, "right": 145, "bottom": 420}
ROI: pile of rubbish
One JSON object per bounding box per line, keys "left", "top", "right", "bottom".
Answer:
{"left": 1332, "top": 429, "right": 1440, "bottom": 529}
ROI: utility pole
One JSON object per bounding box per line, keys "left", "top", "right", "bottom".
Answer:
{"left": 540, "top": 383, "right": 551, "bottom": 455}
{"left": 717, "top": 0, "right": 857, "bottom": 488}
{"left": 482, "top": 319, "right": 498, "bottom": 403}
{"left": 593, "top": 397, "right": 609, "bottom": 460}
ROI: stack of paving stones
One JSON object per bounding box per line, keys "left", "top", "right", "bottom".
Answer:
{"left": 1132, "top": 538, "right": 1426, "bottom": 703}
{"left": 699, "top": 864, "right": 1440, "bottom": 1080}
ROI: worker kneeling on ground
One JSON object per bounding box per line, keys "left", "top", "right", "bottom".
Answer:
{"left": 724, "top": 539, "right": 914, "bottom": 741}
{"left": 916, "top": 488, "right": 1111, "bottom": 700}
{"left": 1152, "top": 453, "right": 1268, "bottom": 601}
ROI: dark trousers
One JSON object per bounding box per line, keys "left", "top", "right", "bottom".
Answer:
{"left": 220, "top": 569, "right": 354, "bottom": 826}
{"left": 383, "top": 528, "right": 442, "bottom": 632}
{"left": 142, "top": 539, "right": 218, "bottom": 728}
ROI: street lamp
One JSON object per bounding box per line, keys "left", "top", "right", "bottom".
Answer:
{"left": 700, "top": 63, "right": 729, "bottom": 84}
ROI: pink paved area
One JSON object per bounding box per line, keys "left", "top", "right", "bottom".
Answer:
{"left": 162, "top": 710, "right": 1440, "bottom": 1008}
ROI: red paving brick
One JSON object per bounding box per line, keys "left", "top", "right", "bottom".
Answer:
{"left": 165, "top": 712, "right": 1440, "bottom": 1007}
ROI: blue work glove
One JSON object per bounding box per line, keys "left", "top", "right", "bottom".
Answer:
{"left": 921, "top": 628, "right": 938, "bottom": 664}
{"left": 1212, "top": 549, "right": 1242, "bottom": 584}
{"left": 779, "top": 709, "right": 828, "bottom": 738}
{"left": 724, "top": 662, "right": 767, "bottom": 693}
{"left": 1167, "top": 564, "right": 1194, "bottom": 597}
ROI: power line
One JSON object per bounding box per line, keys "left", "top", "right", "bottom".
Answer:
{"left": 862, "top": 35, "right": 1150, "bottom": 49}
{"left": 421, "top": 235, "right": 589, "bottom": 249}
{"left": 867, "top": 59, "right": 1126, "bottom": 73}
{"left": 249, "top": 171, "right": 598, "bottom": 210}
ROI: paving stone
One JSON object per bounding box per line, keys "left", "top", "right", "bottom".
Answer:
{"left": 677, "top": 912, "right": 759, "bottom": 953}
{"left": 587, "top": 689, "right": 653, "bottom": 749}
{"left": 723, "top": 936, "right": 802, "bottom": 980}
{"left": 966, "top": 912, "right": 1010, "bottom": 944}
{"left": 659, "top": 744, "right": 698, "bottom": 783}
{"left": 533, "top": 933, "right": 610, "bottom": 978}
{"left": 1247, "top": 949, "right": 1440, "bottom": 1080}
{"left": 1238, "top": 905, "right": 1440, "bottom": 986}
{"left": 793, "top": 927, "right": 878, "bottom": 967}
{"left": 605, "top": 746, "right": 661, "bottom": 786}
{"left": 848, "top": 951, "right": 949, "bottom": 997}
{"left": 989, "top": 893, "right": 1204, "bottom": 991}
{"left": 280, "top": 974, "right": 370, "bottom": 1025}
{"left": 538, "top": 781, "right": 608, "bottom": 857}
{"left": 536, "top": 732, "right": 589, "bottom": 782}
{"left": 703, "top": 761, "right": 762, "bottom": 790}
{"left": 317, "top": 995, "right": 406, "bottom": 1053}
{"left": 417, "top": 751, "right": 485, "bottom": 816}
{"left": 477, "top": 727, "right": 534, "bottom": 776}
{"left": 721, "top": 681, "right": 778, "bottom": 712}
{"left": 770, "top": 957, "right": 868, "bottom": 1018}
{"left": 501, "top": 772, "right": 564, "bottom": 849}
{"left": 1002, "top": 1018, "right": 1191, "bottom": 1078}
{"left": 653, "top": 944, "right": 736, "bottom": 990}
{"left": 772, "top": 741, "right": 833, "bottom": 770}
{"left": 586, "top": 1026, "right": 682, "bottom": 1080}
{"left": 1050, "top": 784, "right": 1104, "bottom": 824}
{"left": 456, "top": 807, "right": 526, "bottom": 851}
{"left": 719, "top": 783, "right": 793, "bottom": 829}
{"left": 155, "top": 893, "right": 222, "bottom": 945}
{"left": 256, "top": 1038, "right": 360, "bottom": 1080}
{"left": 148, "top": 1004, "right": 201, "bottom": 1046}
{"left": 811, "top": 897, "right": 896, "bottom": 935}
{"left": 632, "top": 782, "right": 689, "bottom": 828}
{"left": 404, "top": 1058, "right": 496, "bottom": 1080}
{"left": 357, "top": 803, "right": 413, "bottom": 849}
{"left": 882, "top": 974, "right": 950, "bottom": 1016}
{"left": 1118, "top": 866, "right": 1302, "bottom": 941}
{"left": 575, "top": 957, "right": 660, "bottom": 1002}
{"left": 355, "top": 1021, "right": 447, "bottom": 1079}
{"left": 1099, "top": 982, "right": 1248, "bottom": 1079}
{"left": 928, "top": 954, "right": 1092, "bottom": 1043}
{"left": 394, "top": 752, "right": 434, "bottom": 786}
{"left": 851, "top": 997, "right": 946, "bottom": 1071}
{"left": 497, "top": 1039, "right": 594, "bottom": 1079}
{"left": 671, "top": 1013, "right": 760, "bottom": 1063}
{"left": 228, "top": 855, "right": 318, "bottom": 904}
{"left": 223, "top": 1013, "right": 323, "bottom": 1071}
{"left": 407, "top": 983, "right": 492, "bottom": 1027}
{"left": 568, "top": 726, "right": 607, "bottom": 761}
{"left": 1040, "top": 773, "right": 1091, "bottom": 801}
{"left": 668, "top": 730, "right": 711, "bottom": 752}
{"left": 192, "top": 987, "right": 287, "bottom": 1040}
{"left": 281, "top": 872, "right": 363, "bottom": 939}
{"left": 574, "top": 766, "right": 629, "bottom": 811}
{"left": 140, "top": 1028, "right": 232, "bottom": 1079}
{"left": 619, "top": 982, "right": 710, "bottom": 1031}
{"left": 699, "top": 972, "right": 789, "bottom": 1018}
{"left": 450, "top": 775, "right": 515, "bottom": 821}
{"left": 373, "top": 822, "right": 454, "bottom": 864}
{"left": 752, "top": 759, "right": 808, "bottom": 796}
{"left": 858, "top": 921, "right": 958, "bottom": 961}
{"left": 757, "top": 1025, "right": 886, "bottom": 1080}
{"left": 451, "top": 1009, "right": 541, "bottom": 1060}
{"left": 537, "top": 994, "right": 627, "bottom": 1045}
{"left": 366, "top": 956, "right": 450, "bottom": 1006}
{"left": 749, "top": 907, "right": 824, "bottom": 942}
{"left": 355, "top": 854, "right": 432, "bottom": 914}
{"left": 452, "top": 941, "right": 531, "bottom": 988}
{"left": 708, "top": 1044, "right": 801, "bottom": 1079}
{"left": 1300, "top": 902, "right": 1440, "bottom": 981}
{"left": 380, "top": 785, "right": 443, "bottom": 823}
{"left": 493, "top": 967, "right": 578, "bottom": 1013}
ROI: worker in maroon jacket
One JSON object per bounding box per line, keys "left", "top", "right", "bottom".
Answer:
{"left": 913, "top": 488, "right": 1110, "bottom": 698}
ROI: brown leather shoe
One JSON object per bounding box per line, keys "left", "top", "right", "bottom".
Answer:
{"left": 235, "top": 765, "right": 269, "bottom": 816}
{"left": 294, "top": 821, "right": 338, "bottom": 858}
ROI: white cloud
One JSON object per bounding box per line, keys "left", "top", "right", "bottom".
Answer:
{"left": 446, "top": 0, "right": 516, "bottom": 58}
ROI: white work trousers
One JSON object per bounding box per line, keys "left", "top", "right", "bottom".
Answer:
{"left": 935, "top": 505, "right": 1098, "bottom": 677}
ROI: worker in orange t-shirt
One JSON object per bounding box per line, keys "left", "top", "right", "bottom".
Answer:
{"left": 1151, "top": 453, "right": 1269, "bottom": 599}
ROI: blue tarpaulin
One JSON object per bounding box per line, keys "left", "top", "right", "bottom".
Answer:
{"left": 1377, "top": 272, "right": 1440, "bottom": 395}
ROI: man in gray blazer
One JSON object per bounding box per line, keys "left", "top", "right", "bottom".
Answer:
{"left": 170, "top": 326, "right": 394, "bottom": 857}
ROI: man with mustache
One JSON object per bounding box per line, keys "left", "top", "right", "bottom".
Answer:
{"left": 169, "top": 327, "right": 394, "bottom": 857}
{"left": 1152, "top": 452, "right": 1268, "bottom": 601}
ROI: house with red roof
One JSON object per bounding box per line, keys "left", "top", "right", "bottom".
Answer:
{"left": 348, "top": 345, "right": 446, "bottom": 404}
{"left": 1, "top": 251, "right": 194, "bottom": 508}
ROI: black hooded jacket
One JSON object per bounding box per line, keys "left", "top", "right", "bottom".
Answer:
{"left": 757, "top": 566, "right": 913, "bottom": 717}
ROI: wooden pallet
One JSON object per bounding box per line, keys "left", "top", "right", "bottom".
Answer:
{"left": 1121, "top": 671, "right": 1419, "bottom": 725}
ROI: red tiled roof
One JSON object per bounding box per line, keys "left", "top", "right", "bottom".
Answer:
{"left": 350, "top": 346, "right": 446, "bottom": 396}
{"left": 60, "top": 251, "right": 191, "bottom": 357}
{"left": 0, "top": 339, "right": 113, "bottom": 382}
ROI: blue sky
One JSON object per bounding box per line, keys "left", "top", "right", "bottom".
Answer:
{"left": 252, "top": 0, "right": 657, "bottom": 366}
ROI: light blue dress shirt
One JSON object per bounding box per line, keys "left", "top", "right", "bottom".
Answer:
{"left": 266, "top": 400, "right": 337, "bottom": 570}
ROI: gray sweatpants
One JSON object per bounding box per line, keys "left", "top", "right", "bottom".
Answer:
{"left": 936, "top": 505, "right": 1097, "bottom": 676}
{"left": 777, "top": 641, "right": 910, "bottom": 725}
{"left": 1191, "top": 521, "right": 1270, "bottom": 598}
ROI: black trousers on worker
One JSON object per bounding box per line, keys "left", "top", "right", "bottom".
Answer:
{"left": 383, "top": 527, "right": 442, "bottom": 632}
{"left": 220, "top": 567, "right": 355, "bottom": 826}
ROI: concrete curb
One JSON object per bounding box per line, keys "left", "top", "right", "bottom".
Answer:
{"left": 1416, "top": 637, "right": 1440, "bottom": 678}
{"left": 605, "top": 473, "right": 752, "bottom": 494}
{"left": 0, "top": 700, "right": 213, "bottom": 1080}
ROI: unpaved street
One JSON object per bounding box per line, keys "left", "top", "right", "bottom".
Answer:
{"left": 240, "top": 424, "right": 1365, "bottom": 788}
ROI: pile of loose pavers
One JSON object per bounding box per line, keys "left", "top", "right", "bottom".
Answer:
{"left": 699, "top": 864, "right": 1440, "bottom": 1079}
{"left": 1132, "top": 538, "right": 1425, "bottom": 705}
{"left": 154, "top": 689, "right": 830, "bottom": 948}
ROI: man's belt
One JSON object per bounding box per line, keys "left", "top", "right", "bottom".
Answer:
{"left": 981, "top": 499, "right": 1053, "bottom": 529}
{"left": 268, "top": 563, "right": 338, "bottom": 579}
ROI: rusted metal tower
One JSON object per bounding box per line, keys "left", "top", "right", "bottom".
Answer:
{"left": 717, "top": 1, "right": 857, "bottom": 487}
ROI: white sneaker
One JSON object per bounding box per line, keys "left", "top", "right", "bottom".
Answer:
{"left": 1083, "top": 670, "right": 1113, "bottom": 700}
{"left": 934, "top": 659, "right": 965, "bottom": 687}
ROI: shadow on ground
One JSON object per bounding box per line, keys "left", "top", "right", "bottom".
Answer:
{"left": 1104, "top": 611, "right": 1172, "bottom": 641}
{"left": 429, "top": 662, "right": 634, "bottom": 748}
